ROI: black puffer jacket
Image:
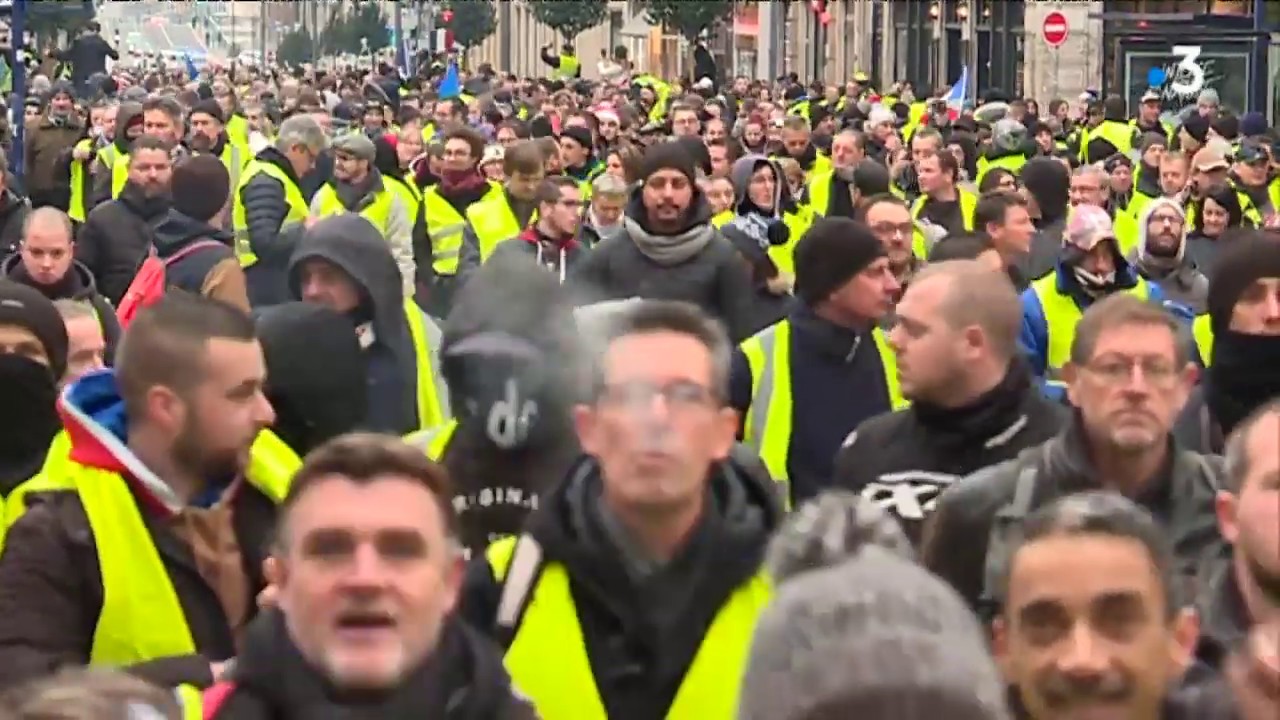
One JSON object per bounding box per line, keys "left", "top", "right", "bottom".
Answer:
{"left": 206, "top": 611, "right": 537, "bottom": 720}
{"left": 242, "top": 147, "right": 308, "bottom": 307}
{"left": 75, "top": 182, "right": 170, "bottom": 304}
{"left": 922, "top": 416, "right": 1225, "bottom": 619}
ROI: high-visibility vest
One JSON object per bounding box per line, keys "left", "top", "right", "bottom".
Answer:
{"left": 1079, "top": 120, "right": 1133, "bottom": 162}
{"left": 486, "top": 535, "right": 771, "bottom": 720}
{"left": 1193, "top": 314, "right": 1214, "bottom": 366}
{"left": 174, "top": 684, "right": 202, "bottom": 720}
{"left": 710, "top": 208, "right": 813, "bottom": 277}
{"left": 311, "top": 181, "right": 397, "bottom": 238}
{"left": 231, "top": 160, "right": 309, "bottom": 268}
{"left": 1031, "top": 274, "right": 1152, "bottom": 378}
{"left": 910, "top": 186, "right": 978, "bottom": 233}
{"left": 97, "top": 144, "right": 119, "bottom": 170}
{"left": 422, "top": 185, "right": 479, "bottom": 276}
{"left": 405, "top": 418, "right": 459, "bottom": 461}
{"left": 110, "top": 151, "right": 131, "bottom": 199}
{"left": 403, "top": 299, "right": 450, "bottom": 430}
{"left": 465, "top": 190, "right": 527, "bottom": 262}
{"left": 218, "top": 142, "right": 250, "bottom": 201}
{"left": 28, "top": 430, "right": 298, "bottom": 666}
{"left": 739, "top": 320, "right": 905, "bottom": 501}
{"left": 556, "top": 54, "right": 581, "bottom": 80}
{"left": 68, "top": 138, "right": 94, "bottom": 222}
{"left": 226, "top": 114, "right": 250, "bottom": 149}
{"left": 975, "top": 153, "right": 1027, "bottom": 187}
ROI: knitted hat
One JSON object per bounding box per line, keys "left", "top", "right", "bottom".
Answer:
{"left": 1208, "top": 234, "right": 1280, "bottom": 334}
{"left": 1239, "top": 111, "right": 1268, "bottom": 139}
{"left": 1182, "top": 113, "right": 1211, "bottom": 144}
{"left": 739, "top": 492, "right": 1010, "bottom": 720}
{"left": 1140, "top": 131, "right": 1168, "bottom": 152}
{"left": 638, "top": 141, "right": 697, "bottom": 185}
{"left": 172, "top": 155, "right": 231, "bottom": 223}
{"left": 1211, "top": 113, "right": 1239, "bottom": 141}
{"left": 793, "top": 217, "right": 886, "bottom": 306}
{"left": 0, "top": 280, "right": 68, "bottom": 379}
{"left": 559, "top": 125, "right": 593, "bottom": 152}
{"left": 331, "top": 132, "right": 377, "bottom": 163}
{"left": 189, "top": 99, "right": 225, "bottom": 125}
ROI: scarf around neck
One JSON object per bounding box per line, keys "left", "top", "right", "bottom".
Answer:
{"left": 623, "top": 215, "right": 715, "bottom": 266}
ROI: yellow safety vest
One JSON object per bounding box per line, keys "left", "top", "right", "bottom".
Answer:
{"left": 710, "top": 209, "right": 813, "bottom": 277}
{"left": 556, "top": 54, "right": 581, "bottom": 80}
{"left": 30, "top": 430, "right": 297, "bottom": 666}
{"left": 312, "top": 181, "right": 397, "bottom": 238}
{"left": 406, "top": 418, "right": 459, "bottom": 462}
{"left": 68, "top": 138, "right": 94, "bottom": 222}
{"left": 739, "top": 320, "right": 906, "bottom": 500}
{"left": 232, "top": 160, "right": 309, "bottom": 267}
{"left": 402, "top": 298, "right": 449, "bottom": 430}
{"left": 910, "top": 186, "right": 978, "bottom": 234}
{"left": 1193, "top": 314, "right": 1214, "bottom": 366}
{"left": 422, "top": 185, "right": 477, "bottom": 276}
{"left": 1079, "top": 120, "right": 1133, "bottom": 162}
{"left": 110, "top": 151, "right": 131, "bottom": 199}
{"left": 175, "top": 684, "right": 203, "bottom": 720}
{"left": 1031, "top": 274, "right": 1152, "bottom": 377}
{"left": 96, "top": 143, "right": 118, "bottom": 170}
{"left": 219, "top": 142, "right": 250, "bottom": 200}
{"left": 975, "top": 153, "right": 1027, "bottom": 187}
{"left": 486, "top": 535, "right": 771, "bottom": 720}
{"left": 226, "top": 114, "right": 250, "bottom": 150}
{"left": 465, "top": 191, "right": 526, "bottom": 262}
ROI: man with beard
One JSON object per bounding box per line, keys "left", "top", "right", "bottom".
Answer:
{"left": 1196, "top": 401, "right": 1280, "bottom": 673}
{"left": 196, "top": 434, "right": 537, "bottom": 719}
{"left": 309, "top": 133, "right": 415, "bottom": 298}
{"left": 0, "top": 294, "right": 298, "bottom": 690}
{"left": 24, "top": 82, "right": 83, "bottom": 212}
{"left": 834, "top": 261, "right": 1064, "bottom": 546}
{"left": 76, "top": 135, "right": 174, "bottom": 305}
{"left": 805, "top": 129, "right": 865, "bottom": 219}
{"left": 0, "top": 282, "right": 66, "bottom": 497}
{"left": 186, "top": 100, "right": 251, "bottom": 227}
{"left": 408, "top": 254, "right": 583, "bottom": 560}
{"left": 422, "top": 126, "right": 504, "bottom": 316}
{"left": 994, "top": 493, "right": 1226, "bottom": 720}
{"left": 3, "top": 209, "right": 119, "bottom": 360}
{"left": 1176, "top": 235, "right": 1280, "bottom": 453}
{"left": 925, "top": 294, "right": 1222, "bottom": 619}
{"left": 572, "top": 142, "right": 753, "bottom": 341}
{"left": 777, "top": 115, "right": 831, "bottom": 182}
{"left": 1130, "top": 199, "right": 1207, "bottom": 313}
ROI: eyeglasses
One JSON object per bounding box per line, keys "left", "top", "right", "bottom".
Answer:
{"left": 1084, "top": 357, "right": 1179, "bottom": 386}
{"left": 598, "top": 380, "right": 717, "bottom": 411}
{"left": 869, "top": 222, "right": 914, "bottom": 238}
{"left": 1148, "top": 214, "right": 1184, "bottom": 226}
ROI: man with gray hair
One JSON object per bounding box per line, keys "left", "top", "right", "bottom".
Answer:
{"left": 583, "top": 172, "right": 627, "bottom": 245}
{"left": 233, "top": 114, "right": 328, "bottom": 307}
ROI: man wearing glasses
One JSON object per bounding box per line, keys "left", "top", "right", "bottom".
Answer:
{"left": 1130, "top": 198, "right": 1208, "bottom": 314}
{"left": 483, "top": 176, "right": 586, "bottom": 284}
{"left": 924, "top": 292, "right": 1223, "bottom": 619}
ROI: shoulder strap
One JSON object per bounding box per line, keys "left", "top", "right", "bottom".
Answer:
{"left": 979, "top": 449, "right": 1042, "bottom": 619}
{"left": 163, "top": 240, "right": 227, "bottom": 267}
{"left": 1189, "top": 451, "right": 1221, "bottom": 494}
{"left": 493, "top": 533, "right": 545, "bottom": 649}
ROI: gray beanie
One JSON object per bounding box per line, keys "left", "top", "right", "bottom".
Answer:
{"left": 738, "top": 492, "right": 1011, "bottom": 720}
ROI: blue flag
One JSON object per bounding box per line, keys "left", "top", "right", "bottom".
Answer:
{"left": 183, "top": 53, "right": 199, "bottom": 81}
{"left": 438, "top": 61, "right": 460, "bottom": 99}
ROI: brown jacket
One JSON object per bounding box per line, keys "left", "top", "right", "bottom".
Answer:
{"left": 23, "top": 115, "right": 84, "bottom": 194}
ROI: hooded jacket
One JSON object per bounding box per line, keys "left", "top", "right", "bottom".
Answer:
{"left": 88, "top": 102, "right": 142, "bottom": 212}
{"left": 76, "top": 180, "right": 171, "bottom": 305}
{"left": 204, "top": 610, "right": 538, "bottom": 720}
{"left": 0, "top": 190, "right": 30, "bottom": 257}
{"left": 1017, "top": 157, "right": 1070, "bottom": 283}
{"left": 288, "top": 215, "right": 425, "bottom": 435}
{"left": 0, "top": 372, "right": 281, "bottom": 690}
{"left": 571, "top": 186, "right": 755, "bottom": 341}
{"left": 458, "top": 452, "right": 782, "bottom": 720}
{"left": 150, "top": 210, "right": 250, "bottom": 313}
{"left": 485, "top": 224, "right": 590, "bottom": 284}
{"left": 1129, "top": 198, "right": 1208, "bottom": 314}
{"left": 722, "top": 155, "right": 797, "bottom": 337}
{"left": 922, "top": 416, "right": 1225, "bottom": 619}
{"left": 1, "top": 254, "right": 120, "bottom": 361}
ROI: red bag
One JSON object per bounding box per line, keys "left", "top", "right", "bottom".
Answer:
{"left": 116, "top": 241, "right": 225, "bottom": 327}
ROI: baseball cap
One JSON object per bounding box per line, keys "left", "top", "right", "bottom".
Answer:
{"left": 1191, "top": 146, "right": 1230, "bottom": 172}
{"left": 1237, "top": 138, "right": 1270, "bottom": 165}
{"left": 1064, "top": 205, "right": 1118, "bottom": 253}
{"left": 1140, "top": 89, "right": 1161, "bottom": 103}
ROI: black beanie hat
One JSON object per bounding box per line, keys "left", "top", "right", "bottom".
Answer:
{"left": 793, "top": 217, "right": 887, "bottom": 306}
{"left": 172, "top": 155, "right": 231, "bottom": 222}
{"left": 560, "top": 125, "right": 594, "bottom": 152}
{"left": 1208, "top": 234, "right": 1280, "bottom": 333}
{"left": 190, "top": 99, "right": 225, "bottom": 125}
{"left": 0, "top": 280, "right": 68, "bottom": 379}
{"left": 1182, "top": 113, "right": 1211, "bottom": 144}
{"left": 640, "top": 141, "right": 697, "bottom": 184}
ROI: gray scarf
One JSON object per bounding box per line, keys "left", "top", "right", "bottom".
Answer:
{"left": 624, "top": 216, "right": 715, "bottom": 266}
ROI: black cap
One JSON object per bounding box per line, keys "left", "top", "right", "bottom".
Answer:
{"left": 190, "top": 98, "right": 224, "bottom": 125}
{"left": 0, "top": 280, "right": 69, "bottom": 379}
{"left": 793, "top": 218, "right": 887, "bottom": 306}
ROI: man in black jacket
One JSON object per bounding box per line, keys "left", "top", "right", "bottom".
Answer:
{"left": 834, "top": 260, "right": 1064, "bottom": 545}
{"left": 202, "top": 434, "right": 536, "bottom": 719}
{"left": 51, "top": 22, "right": 117, "bottom": 99}
{"left": 924, "top": 292, "right": 1223, "bottom": 619}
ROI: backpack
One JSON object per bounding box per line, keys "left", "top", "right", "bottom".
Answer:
{"left": 116, "top": 241, "right": 225, "bottom": 327}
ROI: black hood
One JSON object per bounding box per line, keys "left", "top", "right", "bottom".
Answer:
{"left": 151, "top": 210, "right": 234, "bottom": 258}
{"left": 288, "top": 214, "right": 406, "bottom": 340}
{"left": 257, "top": 302, "right": 367, "bottom": 456}
{"left": 225, "top": 609, "right": 531, "bottom": 720}
{"left": 112, "top": 102, "right": 143, "bottom": 154}
{"left": 2, "top": 253, "right": 101, "bottom": 302}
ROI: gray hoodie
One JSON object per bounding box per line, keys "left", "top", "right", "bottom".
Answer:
{"left": 1129, "top": 197, "right": 1208, "bottom": 314}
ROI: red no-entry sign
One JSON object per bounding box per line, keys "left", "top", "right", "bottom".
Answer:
{"left": 1043, "top": 11, "right": 1069, "bottom": 48}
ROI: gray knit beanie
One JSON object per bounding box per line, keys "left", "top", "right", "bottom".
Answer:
{"left": 738, "top": 492, "right": 1012, "bottom": 720}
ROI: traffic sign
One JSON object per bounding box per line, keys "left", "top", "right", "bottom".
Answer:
{"left": 1042, "top": 11, "right": 1069, "bottom": 48}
